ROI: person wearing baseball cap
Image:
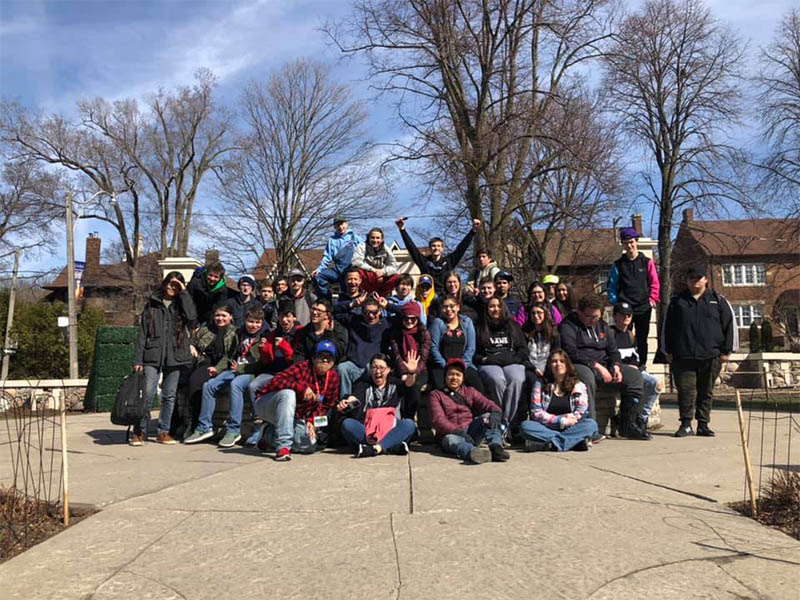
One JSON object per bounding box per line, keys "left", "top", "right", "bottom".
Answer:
{"left": 607, "top": 225, "right": 660, "bottom": 366}
{"left": 663, "top": 262, "right": 734, "bottom": 438}
{"left": 494, "top": 270, "right": 523, "bottom": 318}
{"left": 311, "top": 214, "right": 362, "bottom": 300}
{"left": 415, "top": 274, "right": 437, "bottom": 318}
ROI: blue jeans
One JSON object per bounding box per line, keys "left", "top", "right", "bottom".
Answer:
{"left": 440, "top": 415, "right": 503, "bottom": 460}
{"left": 520, "top": 418, "right": 598, "bottom": 451}
{"left": 479, "top": 364, "right": 526, "bottom": 425}
{"left": 253, "top": 389, "right": 319, "bottom": 452}
{"left": 249, "top": 373, "right": 274, "bottom": 412}
{"left": 641, "top": 371, "right": 660, "bottom": 418}
{"left": 336, "top": 361, "right": 365, "bottom": 399}
{"left": 340, "top": 417, "right": 417, "bottom": 451}
{"left": 197, "top": 370, "right": 237, "bottom": 433}
{"left": 313, "top": 243, "right": 357, "bottom": 298}
{"left": 141, "top": 365, "right": 181, "bottom": 435}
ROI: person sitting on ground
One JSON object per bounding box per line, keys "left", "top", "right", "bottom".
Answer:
{"left": 431, "top": 271, "right": 478, "bottom": 322}
{"left": 384, "top": 274, "right": 426, "bottom": 326}
{"left": 396, "top": 216, "right": 481, "bottom": 295}
{"left": 334, "top": 296, "right": 392, "bottom": 399}
{"left": 351, "top": 227, "right": 401, "bottom": 297}
{"left": 259, "top": 280, "right": 278, "bottom": 331}
{"left": 429, "top": 358, "right": 510, "bottom": 464}
{"left": 466, "top": 251, "right": 501, "bottom": 295}
{"left": 515, "top": 281, "right": 562, "bottom": 327}
{"left": 559, "top": 293, "right": 646, "bottom": 441}
{"left": 132, "top": 271, "right": 197, "bottom": 446}
{"left": 253, "top": 340, "right": 340, "bottom": 461}
{"left": 553, "top": 281, "right": 576, "bottom": 321}
{"left": 228, "top": 275, "right": 262, "bottom": 329}
{"left": 415, "top": 274, "right": 437, "bottom": 318}
{"left": 493, "top": 271, "right": 523, "bottom": 319}
{"left": 187, "top": 261, "right": 229, "bottom": 326}
{"left": 388, "top": 302, "right": 432, "bottom": 425}
{"left": 336, "top": 353, "right": 419, "bottom": 457}
{"left": 183, "top": 304, "right": 238, "bottom": 439}
{"left": 428, "top": 294, "right": 485, "bottom": 393}
{"left": 286, "top": 268, "right": 317, "bottom": 327}
{"left": 185, "top": 306, "right": 270, "bottom": 447}
{"left": 312, "top": 214, "right": 362, "bottom": 299}
{"left": 474, "top": 296, "right": 528, "bottom": 434}
{"left": 293, "top": 298, "right": 348, "bottom": 364}
{"left": 610, "top": 302, "right": 663, "bottom": 439}
{"left": 522, "top": 301, "right": 561, "bottom": 388}
{"left": 520, "top": 350, "right": 598, "bottom": 452}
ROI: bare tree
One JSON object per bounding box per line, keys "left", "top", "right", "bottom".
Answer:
{"left": 214, "top": 59, "right": 383, "bottom": 274}
{"left": 602, "top": 0, "right": 746, "bottom": 319}
{"left": 1, "top": 69, "right": 231, "bottom": 266}
{"left": 328, "top": 0, "right": 616, "bottom": 265}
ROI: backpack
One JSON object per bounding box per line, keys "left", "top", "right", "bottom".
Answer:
{"left": 111, "top": 371, "right": 148, "bottom": 427}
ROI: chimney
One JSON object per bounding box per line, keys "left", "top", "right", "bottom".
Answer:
{"left": 205, "top": 248, "right": 220, "bottom": 265}
{"left": 632, "top": 214, "right": 643, "bottom": 236}
{"left": 85, "top": 233, "right": 101, "bottom": 266}
{"left": 682, "top": 208, "right": 694, "bottom": 224}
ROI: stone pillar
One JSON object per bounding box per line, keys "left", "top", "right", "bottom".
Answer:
{"left": 158, "top": 257, "right": 202, "bottom": 284}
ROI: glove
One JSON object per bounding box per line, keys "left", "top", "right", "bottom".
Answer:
{"left": 488, "top": 412, "right": 503, "bottom": 430}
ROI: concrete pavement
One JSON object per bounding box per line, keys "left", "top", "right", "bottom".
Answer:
{"left": 1, "top": 407, "right": 798, "bottom": 599}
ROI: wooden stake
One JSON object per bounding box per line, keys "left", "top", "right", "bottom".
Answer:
{"left": 59, "top": 389, "right": 70, "bottom": 526}
{"left": 735, "top": 390, "right": 758, "bottom": 517}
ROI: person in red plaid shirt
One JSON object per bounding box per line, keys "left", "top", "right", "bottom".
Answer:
{"left": 253, "top": 340, "right": 340, "bottom": 461}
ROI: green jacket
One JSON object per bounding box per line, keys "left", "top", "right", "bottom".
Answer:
{"left": 192, "top": 325, "right": 238, "bottom": 372}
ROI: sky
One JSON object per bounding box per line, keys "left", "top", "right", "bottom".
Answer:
{"left": 0, "top": 0, "right": 794, "bottom": 279}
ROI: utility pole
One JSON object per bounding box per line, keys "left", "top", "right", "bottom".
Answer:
{"left": 65, "top": 191, "right": 79, "bottom": 379}
{"left": 1, "top": 248, "right": 20, "bottom": 380}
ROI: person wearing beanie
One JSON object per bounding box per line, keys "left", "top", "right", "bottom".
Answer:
{"left": 388, "top": 301, "right": 432, "bottom": 427}
{"left": 227, "top": 274, "right": 261, "bottom": 329}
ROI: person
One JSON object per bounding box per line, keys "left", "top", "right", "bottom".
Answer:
{"left": 429, "top": 358, "right": 510, "bottom": 463}
{"left": 259, "top": 280, "right": 278, "bottom": 330}
{"left": 464, "top": 276, "right": 495, "bottom": 316}
{"left": 493, "top": 271, "right": 523, "bottom": 319}
{"left": 312, "top": 214, "right": 361, "bottom": 299}
{"left": 384, "top": 274, "right": 426, "bottom": 326}
{"left": 520, "top": 350, "right": 598, "bottom": 452}
{"left": 337, "top": 353, "right": 419, "bottom": 457}
{"left": 387, "top": 302, "right": 432, "bottom": 423}
{"left": 396, "top": 216, "right": 481, "bottom": 295}
{"left": 432, "top": 271, "right": 478, "bottom": 322}
{"left": 474, "top": 296, "right": 528, "bottom": 432}
{"left": 466, "top": 251, "right": 500, "bottom": 295}
{"left": 183, "top": 304, "right": 238, "bottom": 439}
{"left": 334, "top": 296, "right": 392, "bottom": 398}
{"left": 428, "top": 294, "right": 484, "bottom": 393}
{"left": 228, "top": 275, "right": 261, "bottom": 329}
{"left": 131, "top": 271, "right": 197, "bottom": 446}
{"left": 187, "top": 261, "right": 229, "bottom": 326}
{"left": 522, "top": 301, "right": 561, "bottom": 384}
{"left": 286, "top": 268, "right": 317, "bottom": 327}
{"left": 664, "top": 263, "right": 733, "bottom": 438}
{"left": 273, "top": 275, "right": 289, "bottom": 298}
{"left": 333, "top": 267, "right": 367, "bottom": 316}
{"left": 351, "top": 227, "right": 401, "bottom": 297}
{"left": 293, "top": 298, "right": 348, "bottom": 363}
{"left": 542, "top": 274, "right": 559, "bottom": 302}
{"left": 559, "top": 293, "right": 646, "bottom": 441}
{"left": 415, "top": 274, "right": 437, "bottom": 319}
{"left": 253, "top": 340, "right": 340, "bottom": 461}
{"left": 553, "top": 281, "right": 576, "bottom": 320}
{"left": 607, "top": 227, "right": 660, "bottom": 366}
{"left": 515, "top": 281, "right": 562, "bottom": 327}
{"left": 185, "top": 306, "right": 269, "bottom": 447}
{"left": 610, "top": 301, "right": 664, "bottom": 439}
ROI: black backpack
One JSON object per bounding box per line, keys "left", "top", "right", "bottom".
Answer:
{"left": 111, "top": 371, "right": 148, "bottom": 427}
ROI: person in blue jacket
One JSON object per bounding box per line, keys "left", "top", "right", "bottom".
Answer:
{"left": 312, "top": 215, "right": 362, "bottom": 299}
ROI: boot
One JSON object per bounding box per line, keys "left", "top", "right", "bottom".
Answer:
{"left": 636, "top": 415, "right": 652, "bottom": 440}
{"left": 621, "top": 401, "right": 649, "bottom": 440}
{"left": 617, "top": 403, "right": 630, "bottom": 437}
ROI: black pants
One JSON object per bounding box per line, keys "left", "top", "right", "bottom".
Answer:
{"left": 672, "top": 357, "right": 721, "bottom": 424}
{"left": 574, "top": 363, "right": 644, "bottom": 420}
{"left": 632, "top": 307, "right": 652, "bottom": 366}
{"left": 399, "top": 371, "right": 429, "bottom": 427}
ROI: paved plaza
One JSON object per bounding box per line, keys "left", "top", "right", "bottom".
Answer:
{"left": 1, "top": 406, "right": 799, "bottom": 599}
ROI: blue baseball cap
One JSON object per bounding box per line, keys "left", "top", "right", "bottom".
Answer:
{"left": 314, "top": 340, "right": 337, "bottom": 358}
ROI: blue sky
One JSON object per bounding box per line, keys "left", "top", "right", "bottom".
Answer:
{"left": 0, "top": 0, "right": 793, "bottom": 277}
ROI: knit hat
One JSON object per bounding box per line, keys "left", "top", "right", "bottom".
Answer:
{"left": 619, "top": 227, "right": 639, "bottom": 241}
{"left": 401, "top": 301, "right": 422, "bottom": 320}
{"left": 237, "top": 275, "right": 256, "bottom": 288}
{"left": 445, "top": 358, "right": 466, "bottom": 373}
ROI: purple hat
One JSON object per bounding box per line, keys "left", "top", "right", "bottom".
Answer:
{"left": 619, "top": 227, "right": 639, "bottom": 241}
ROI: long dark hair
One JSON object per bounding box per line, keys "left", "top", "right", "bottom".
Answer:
{"left": 150, "top": 271, "right": 188, "bottom": 348}
{"left": 442, "top": 271, "right": 464, "bottom": 300}
{"left": 543, "top": 350, "right": 579, "bottom": 396}
{"left": 439, "top": 293, "right": 461, "bottom": 324}
{"left": 522, "top": 301, "right": 556, "bottom": 342}
{"left": 524, "top": 281, "right": 546, "bottom": 306}
{"left": 477, "top": 296, "right": 510, "bottom": 348}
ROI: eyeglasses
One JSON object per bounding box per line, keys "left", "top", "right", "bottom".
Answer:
{"left": 311, "top": 308, "right": 328, "bottom": 315}
{"left": 371, "top": 364, "right": 389, "bottom": 371}
{"left": 364, "top": 310, "right": 380, "bottom": 317}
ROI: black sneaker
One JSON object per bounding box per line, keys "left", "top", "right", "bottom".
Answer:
{"left": 573, "top": 438, "right": 590, "bottom": 451}
{"left": 356, "top": 444, "right": 377, "bottom": 458}
{"left": 696, "top": 423, "right": 716, "bottom": 437}
{"left": 387, "top": 442, "right": 410, "bottom": 455}
{"left": 490, "top": 444, "right": 510, "bottom": 462}
{"left": 523, "top": 439, "right": 551, "bottom": 452}
{"left": 674, "top": 422, "right": 694, "bottom": 437}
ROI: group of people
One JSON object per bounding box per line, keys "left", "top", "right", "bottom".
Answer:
{"left": 131, "top": 216, "right": 734, "bottom": 464}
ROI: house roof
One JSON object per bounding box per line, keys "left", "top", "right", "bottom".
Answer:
{"left": 43, "top": 252, "right": 162, "bottom": 291}
{"left": 682, "top": 218, "right": 800, "bottom": 257}
{"left": 535, "top": 228, "right": 621, "bottom": 268}
{"left": 253, "top": 248, "right": 325, "bottom": 281}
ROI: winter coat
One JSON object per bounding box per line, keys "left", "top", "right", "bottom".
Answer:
{"left": 232, "top": 323, "right": 271, "bottom": 375}
{"left": 259, "top": 324, "right": 300, "bottom": 374}
{"left": 351, "top": 242, "right": 399, "bottom": 275}
{"left": 399, "top": 227, "right": 475, "bottom": 294}
{"left": 664, "top": 288, "right": 734, "bottom": 361}
{"left": 389, "top": 327, "right": 432, "bottom": 376}
{"left": 607, "top": 253, "right": 660, "bottom": 311}
{"left": 192, "top": 324, "right": 238, "bottom": 372}
{"left": 292, "top": 321, "right": 349, "bottom": 364}
{"left": 429, "top": 385, "right": 501, "bottom": 441}
{"left": 558, "top": 311, "right": 621, "bottom": 369}
{"left": 186, "top": 267, "right": 229, "bottom": 326}
{"left": 133, "top": 291, "right": 197, "bottom": 368}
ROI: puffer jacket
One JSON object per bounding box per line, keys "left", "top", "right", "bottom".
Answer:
{"left": 133, "top": 291, "right": 197, "bottom": 368}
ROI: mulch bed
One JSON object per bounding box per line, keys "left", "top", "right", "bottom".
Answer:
{"left": 0, "top": 487, "right": 95, "bottom": 563}
{"left": 731, "top": 471, "right": 800, "bottom": 541}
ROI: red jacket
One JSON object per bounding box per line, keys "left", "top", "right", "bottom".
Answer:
{"left": 261, "top": 360, "right": 339, "bottom": 424}
{"left": 429, "top": 386, "right": 501, "bottom": 441}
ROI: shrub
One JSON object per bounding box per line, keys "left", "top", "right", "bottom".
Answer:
{"left": 761, "top": 319, "right": 775, "bottom": 352}
{"left": 748, "top": 321, "right": 761, "bottom": 353}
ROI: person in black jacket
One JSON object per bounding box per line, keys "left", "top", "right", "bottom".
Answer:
{"left": 664, "top": 264, "right": 733, "bottom": 438}
{"left": 395, "top": 216, "right": 481, "bottom": 295}
{"left": 132, "top": 271, "right": 197, "bottom": 446}
{"left": 559, "top": 293, "right": 646, "bottom": 441}
{"left": 187, "top": 261, "right": 229, "bottom": 326}
{"left": 292, "top": 298, "right": 348, "bottom": 363}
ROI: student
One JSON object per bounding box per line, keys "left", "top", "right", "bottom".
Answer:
{"left": 253, "top": 340, "right": 340, "bottom": 461}
{"left": 333, "top": 268, "right": 367, "bottom": 316}
{"left": 466, "top": 251, "right": 501, "bottom": 295}
{"left": 522, "top": 301, "right": 561, "bottom": 384}
{"left": 312, "top": 215, "right": 361, "bottom": 299}
{"left": 415, "top": 274, "right": 437, "bottom": 318}
{"left": 187, "top": 261, "right": 229, "bottom": 326}
{"left": 607, "top": 227, "right": 660, "bottom": 365}
{"left": 185, "top": 306, "right": 269, "bottom": 447}
{"left": 351, "top": 227, "right": 401, "bottom": 297}
{"left": 553, "top": 281, "right": 576, "bottom": 320}
{"left": 228, "top": 275, "right": 261, "bottom": 329}
{"left": 515, "top": 281, "right": 562, "bottom": 327}
{"left": 396, "top": 216, "right": 481, "bottom": 294}
{"left": 336, "top": 353, "right": 418, "bottom": 457}
{"left": 259, "top": 280, "right": 278, "bottom": 331}
{"left": 387, "top": 302, "right": 432, "bottom": 423}
{"left": 474, "top": 297, "right": 528, "bottom": 431}
{"left": 542, "top": 274, "right": 559, "bottom": 302}
{"left": 432, "top": 271, "right": 478, "bottom": 322}
{"left": 384, "top": 274, "right": 427, "bottom": 326}
{"left": 273, "top": 275, "right": 289, "bottom": 298}
{"left": 293, "top": 298, "right": 348, "bottom": 363}
{"left": 520, "top": 350, "right": 598, "bottom": 452}
{"left": 428, "top": 294, "right": 484, "bottom": 393}
{"left": 664, "top": 264, "right": 733, "bottom": 438}
{"left": 286, "top": 268, "right": 317, "bottom": 327}
{"left": 334, "top": 297, "right": 392, "bottom": 398}
{"left": 132, "top": 271, "right": 197, "bottom": 446}
{"left": 493, "top": 271, "right": 523, "bottom": 319}
{"left": 464, "top": 276, "right": 495, "bottom": 316}
{"left": 183, "top": 304, "right": 238, "bottom": 439}
{"left": 429, "top": 359, "right": 509, "bottom": 464}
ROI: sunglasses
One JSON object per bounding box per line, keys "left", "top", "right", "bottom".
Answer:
{"left": 364, "top": 310, "right": 380, "bottom": 317}
{"left": 403, "top": 316, "right": 419, "bottom": 322}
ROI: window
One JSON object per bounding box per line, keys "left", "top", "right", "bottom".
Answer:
{"left": 595, "top": 268, "right": 610, "bottom": 294}
{"left": 732, "top": 303, "right": 764, "bottom": 328}
{"left": 721, "top": 263, "right": 766, "bottom": 287}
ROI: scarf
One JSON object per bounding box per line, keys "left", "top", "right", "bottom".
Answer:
{"left": 416, "top": 289, "right": 436, "bottom": 316}
{"left": 209, "top": 275, "right": 226, "bottom": 293}
{"left": 400, "top": 324, "right": 419, "bottom": 361}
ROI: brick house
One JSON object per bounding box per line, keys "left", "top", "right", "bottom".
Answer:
{"left": 252, "top": 248, "right": 325, "bottom": 282}
{"left": 671, "top": 209, "right": 800, "bottom": 344}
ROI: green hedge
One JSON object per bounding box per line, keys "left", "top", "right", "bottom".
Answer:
{"left": 84, "top": 326, "right": 150, "bottom": 412}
